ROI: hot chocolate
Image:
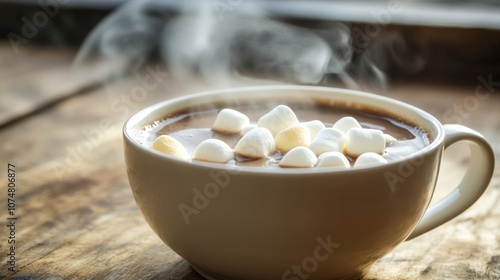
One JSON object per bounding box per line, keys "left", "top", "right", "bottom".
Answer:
{"left": 139, "top": 100, "right": 430, "bottom": 168}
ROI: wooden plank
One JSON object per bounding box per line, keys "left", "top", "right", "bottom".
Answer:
{"left": 0, "top": 73, "right": 499, "bottom": 279}
{"left": 0, "top": 42, "right": 125, "bottom": 128}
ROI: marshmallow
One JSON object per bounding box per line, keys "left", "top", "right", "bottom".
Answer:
{"left": 279, "top": 147, "right": 317, "bottom": 168}
{"left": 234, "top": 127, "right": 275, "bottom": 159}
{"left": 333, "top": 116, "right": 362, "bottom": 133}
{"left": 309, "top": 128, "right": 346, "bottom": 156}
{"left": 212, "top": 108, "right": 250, "bottom": 134}
{"left": 151, "top": 135, "right": 190, "bottom": 161}
{"left": 193, "top": 139, "right": 234, "bottom": 163}
{"left": 241, "top": 124, "right": 257, "bottom": 135}
{"left": 353, "top": 152, "right": 388, "bottom": 168}
{"left": 257, "top": 105, "right": 299, "bottom": 136}
{"left": 316, "top": 151, "right": 351, "bottom": 169}
{"left": 275, "top": 124, "right": 311, "bottom": 153}
{"left": 345, "top": 128, "right": 386, "bottom": 157}
{"left": 384, "top": 133, "right": 397, "bottom": 145}
{"left": 302, "top": 120, "right": 325, "bottom": 140}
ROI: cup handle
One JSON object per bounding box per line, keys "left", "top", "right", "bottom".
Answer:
{"left": 406, "top": 124, "right": 495, "bottom": 240}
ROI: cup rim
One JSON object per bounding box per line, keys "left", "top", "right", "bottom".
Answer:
{"left": 123, "top": 85, "right": 444, "bottom": 175}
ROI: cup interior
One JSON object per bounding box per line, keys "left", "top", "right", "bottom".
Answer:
{"left": 124, "top": 85, "right": 444, "bottom": 172}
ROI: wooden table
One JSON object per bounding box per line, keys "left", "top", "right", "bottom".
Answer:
{"left": 1, "top": 43, "right": 499, "bottom": 279}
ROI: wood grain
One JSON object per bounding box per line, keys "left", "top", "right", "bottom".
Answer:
{"left": 0, "top": 47, "right": 499, "bottom": 279}
{"left": 0, "top": 43, "right": 126, "bottom": 128}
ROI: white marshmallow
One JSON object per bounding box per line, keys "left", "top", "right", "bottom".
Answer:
{"left": 234, "top": 127, "right": 275, "bottom": 159}
{"left": 212, "top": 108, "right": 250, "bottom": 134}
{"left": 241, "top": 124, "right": 258, "bottom": 135}
{"left": 384, "top": 133, "right": 397, "bottom": 145}
{"left": 333, "top": 116, "right": 362, "bottom": 133}
{"left": 151, "top": 135, "right": 190, "bottom": 161}
{"left": 279, "top": 147, "right": 317, "bottom": 168}
{"left": 353, "top": 152, "right": 388, "bottom": 168}
{"left": 345, "top": 128, "right": 386, "bottom": 157}
{"left": 257, "top": 105, "right": 299, "bottom": 136}
{"left": 316, "top": 151, "right": 351, "bottom": 169}
{"left": 275, "top": 124, "right": 311, "bottom": 153}
{"left": 309, "top": 128, "right": 346, "bottom": 156}
{"left": 193, "top": 139, "right": 234, "bottom": 163}
{"left": 301, "top": 120, "right": 325, "bottom": 140}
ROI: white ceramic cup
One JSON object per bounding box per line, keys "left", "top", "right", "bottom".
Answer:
{"left": 123, "top": 86, "right": 494, "bottom": 280}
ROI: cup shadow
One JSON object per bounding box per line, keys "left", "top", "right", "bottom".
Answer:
{"left": 161, "top": 258, "right": 206, "bottom": 280}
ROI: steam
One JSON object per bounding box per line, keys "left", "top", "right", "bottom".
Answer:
{"left": 73, "top": 0, "right": 165, "bottom": 72}
{"left": 161, "top": 12, "right": 340, "bottom": 85}
{"left": 350, "top": 32, "right": 425, "bottom": 89}
{"left": 74, "top": 0, "right": 421, "bottom": 89}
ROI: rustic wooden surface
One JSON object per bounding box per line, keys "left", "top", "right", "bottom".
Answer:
{"left": 0, "top": 44, "right": 499, "bottom": 280}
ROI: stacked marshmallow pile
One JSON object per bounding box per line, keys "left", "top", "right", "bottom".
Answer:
{"left": 151, "top": 105, "right": 397, "bottom": 169}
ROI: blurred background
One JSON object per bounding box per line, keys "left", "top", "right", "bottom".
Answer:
{"left": 1, "top": 0, "right": 499, "bottom": 90}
